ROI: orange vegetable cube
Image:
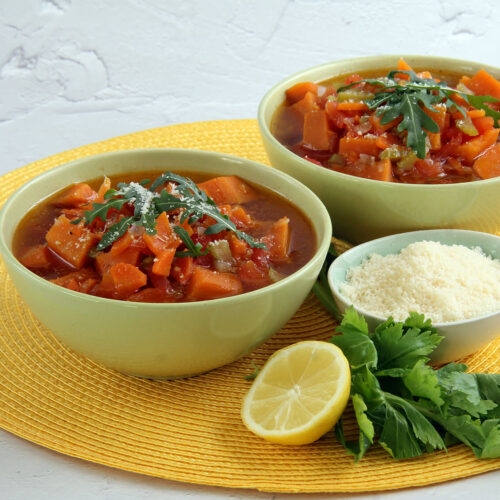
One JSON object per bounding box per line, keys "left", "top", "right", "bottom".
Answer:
{"left": 452, "top": 128, "right": 500, "bottom": 163}
{"left": 263, "top": 217, "right": 290, "bottom": 262}
{"left": 170, "top": 256, "right": 194, "bottom": 284}
{"left": 473, "top": 144, "right": 500, "bottom": 179}
{"left": 228, "top": 233, "right": 251, "bottom": 261}
{"left": 152, "top": 248, "right": 176, "bottom": 277}
{"left": 96, "top": 176, "right": 111, "bottom": 201}
{"left": 285, "top": 82, "right": 319, "bottom": 104}
{"left": 472, "top": 116, "right": 495, "bottom": 134}
{"left": 290, "top": 91, "right": 319, "bottom": 116}
{"left": 336, "top": 102, "right": 369, "bottom": 112}
{"left": 198, "top": 176, "right": 258, "bottom": 205}
{"left": 109, "top": 263, "right": 147, "bottom": 297}
{"left": 339, "top": 136, "right": 381, "bottom": 157}
{"left": 468, "top": 69, "right": 500, "bottom": 99}
{"left": 45, "top": 215, "right": 97, "bottom": 269}
{"left": 143, "top": 212, "right": 181, "bottom": 255}
{"left": 95, "top": 246, "right": 142, "bottom": 275}
{"left": 303, "top": 110, "right": 331, "bottom": 150}
{"left": 186, "top": 267, "right": 243, "bottom": 301}
{"left": 18, "top": 244, "right": 51, "bottom": 269}
{"left": 396, "top": 58, "right": 413, "bottom": 80}
{"left": 53, "top": 183, "right": 97, "bottom": 208}
{"left": 358, "top": 159, "right": 394, "bottom": 182}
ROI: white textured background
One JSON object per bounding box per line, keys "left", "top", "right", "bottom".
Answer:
{"left": 1, "top": 0, "right": 499, "bottom": 498}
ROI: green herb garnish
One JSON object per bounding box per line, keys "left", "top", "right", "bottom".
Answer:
{"left": 311, "top": 242, "right": 341, "bottom": 321}
{"left": 331, "top": 307, "right": 500, "bottom": 461}
{"left": 245, "top": 362, "right": 261, "bottom": 381}
{"left": 338, "top": 70, "right": 500, "bottom": 159}
{"left": 73, "top": 172, "right": 267, "bottom": 254}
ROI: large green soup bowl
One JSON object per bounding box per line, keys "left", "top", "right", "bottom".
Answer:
{"left": 258, "top": 55, "right": 500, "bottom": 244}
{"left": 0, "top": 149, "right": 331, "bottom": 378}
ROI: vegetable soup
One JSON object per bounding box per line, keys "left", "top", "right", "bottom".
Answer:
{"left": 271, "top": 59, "right": 500, "bottom": 183}
{"left": 13, "top": 171, "right": 316, "bottom": 302}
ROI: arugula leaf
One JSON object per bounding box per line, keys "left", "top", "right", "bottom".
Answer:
{"left": 96, "top": 216, "right": 134, "bottom": 251}
{"left": 338, "top": 69, "right": 500, "bottom": 158}
{"left": 173, "top": 226, "right": 208, "bottom": 258}
{"left": 74, "top": 198, "right": 128, "bottom": 225}
{"left": 74, "top": 172, "right": 266, "bottom": 253}
{"left": 464, "top": 94, "right": 500, "bottom": 125}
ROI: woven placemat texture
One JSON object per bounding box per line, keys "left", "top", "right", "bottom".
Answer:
{"left": 0, "top": 119, "right": 499, "bottom": 493}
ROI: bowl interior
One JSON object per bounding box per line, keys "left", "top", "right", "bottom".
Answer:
{"left": 258, "top": 55, "right": 500, "bottom": 243}
{"left": 259, "top": 54, "right": 500, "bottom": 139}
{"left": 0, "top": 149, "right": 333, "bottom": 317}
{"left": 0, "top": 148, "right": 331, "bottom": 261}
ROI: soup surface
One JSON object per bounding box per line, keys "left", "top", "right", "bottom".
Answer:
{"left": 271, "top": 59, "right": 500, "bottom": 183}
{"left": 13, "top": 171, "right": 316, "bottom": 302}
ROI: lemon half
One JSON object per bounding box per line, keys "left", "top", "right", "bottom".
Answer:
{"left": 241, "top": 341, "right": 351, "bottom": 445}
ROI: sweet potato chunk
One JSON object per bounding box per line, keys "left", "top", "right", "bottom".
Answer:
{"left": 18, "top": 244, "right": 51, "bottom": 269}
{"left": 109, "top": 263, "right": 147, "bottom": 297}
{"left": 186, "top": 266, "right": 243, "bottom": 301}
{"left": 198, "top": 176, "right": 258, "bottom": 205}
{"left": 46, "top": 215, "right": 97, "bottom": 269}
{"left": 53, "top": 183, "right": 97, "bottom": 208}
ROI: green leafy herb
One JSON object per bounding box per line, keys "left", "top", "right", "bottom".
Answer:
{"left": 338, "top": 70, "right": 500, "bottom": 159}
{"left": 73, "top": 172, "right": 267, "bottom": 254}
{"left": 311, "top": 243, "right": 341, "bottom": 321}
{"left": 245, "top": 362, "right": 261, "bottom": 381}
{"left": 330, "top": 307, "right": 500, "bottom": 461}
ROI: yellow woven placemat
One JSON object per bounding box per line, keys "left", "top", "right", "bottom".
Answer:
{"left": 0, "top": 119, "right": 499, "bottom": 493}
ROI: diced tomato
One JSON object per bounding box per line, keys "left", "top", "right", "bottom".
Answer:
{"left": 238, "top": 261, "right": 271, "bottom": 290}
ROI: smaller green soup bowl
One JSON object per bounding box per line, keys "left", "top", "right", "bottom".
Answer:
{"left": 258, "top": 55, "right": 500, "bottom": 244}
{"left": 327, "top": 229, "right": 500, "bottom": 363}
{"left": 0, "top": 149, "right": 331, "bottom": 378}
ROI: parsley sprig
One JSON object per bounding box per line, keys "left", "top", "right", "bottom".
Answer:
{"left": 73, "top": 172, "right": 267, "bottom": 254}
{"left": 338, "top": 70, "right": 500, "bottom": 159}
{"left": 331, "top": 308, "right": 500, "bottom": 461}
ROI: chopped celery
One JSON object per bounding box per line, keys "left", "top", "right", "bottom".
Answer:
{"left": 328, "top": 153, "right": 346, "bottom": 166}
{"left": 380, "top": 145, "right": 402, "bottom": 160}
{"left": 337, "top": 90, "right": 374, "bottom": 102}
{"left": 208, "top": 240, "right": 235, "bottom": 272}
{"left": 456, "top": 82, "right": 473, "bottom": 95}
{"left": 456, "top": 116, "right": 479, "bottom": 136}
{"left": 269, "top": 268, "right": 286, "bottom": 283}
{"left": 397, "top": 152, "right": 418, "bottom": 170}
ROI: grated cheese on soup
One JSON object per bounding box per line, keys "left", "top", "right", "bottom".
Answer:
{"left": 340, "top": 241, "right": 500, "bottom": 323}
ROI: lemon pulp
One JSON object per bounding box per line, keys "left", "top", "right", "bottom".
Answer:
{"left": 241, "top": 341, "right": 351, "bottom": 445}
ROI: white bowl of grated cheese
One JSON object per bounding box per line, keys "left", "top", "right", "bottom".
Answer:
{"left": 328, "top": 229, "right": 500, "bottom": 364}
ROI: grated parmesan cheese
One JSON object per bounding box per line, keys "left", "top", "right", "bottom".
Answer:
{"left": 340, "top": 241, "right": 500, "bottom": 323}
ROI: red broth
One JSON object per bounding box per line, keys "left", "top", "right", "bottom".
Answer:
{"left": 13, "top": 171, "right": 316, "bottom": 302}
{"left": 271, "top": 61, "right": 500, "bottom": 183}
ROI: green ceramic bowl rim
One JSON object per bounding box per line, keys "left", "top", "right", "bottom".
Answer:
{"left": 327, "top": 228, "right": 500, "bottom": 327}
{"left": 0, "top": 148, "right": 332, "bottom": 310}
{"left": 258, "top": 54, "right": 500, "bottom": 188}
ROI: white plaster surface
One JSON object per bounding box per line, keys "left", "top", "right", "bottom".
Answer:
{"left": 0, "top": 0, "right": 499, "bottom": 498}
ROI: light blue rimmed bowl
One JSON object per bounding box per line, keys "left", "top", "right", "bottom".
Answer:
{"left": 328, "top": 229, "right": 500, "bottom": 363}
